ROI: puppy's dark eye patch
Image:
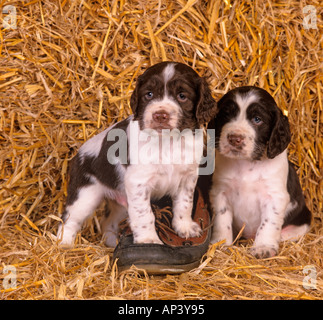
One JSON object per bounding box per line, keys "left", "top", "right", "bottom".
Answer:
{"left": 247, "top": 103, "right": 272, "bottom": 125}
{"left": 218, "top": 100, "right": 239, "bottom": 120}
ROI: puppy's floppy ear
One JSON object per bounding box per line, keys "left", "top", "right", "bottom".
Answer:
{"left": 130, "top": 76, "right": 142, "bottom": 118}
{"left": 267, "top": 109, "right": 291, "bottom": 159}
{"left": 196, "top": 77, "right": 217, "bottom": 125}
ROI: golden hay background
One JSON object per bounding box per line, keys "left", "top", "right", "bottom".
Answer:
{"left": 0, "top": 0, "right": 322, "bottom": 300}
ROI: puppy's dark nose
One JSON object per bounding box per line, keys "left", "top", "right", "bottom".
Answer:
{"left": 152, "top": 111, "right": 170, "bottom": 123}
{"left": 227, "top": 133, "right": 245, "bottom": 147}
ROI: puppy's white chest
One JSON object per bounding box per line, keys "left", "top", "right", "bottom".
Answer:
{"left": 226, "top": 176, "right": 265, "bottom": 238}
{"left": 212, "top": 153, "right": 288, "bottom": 238}
{"left": 125, "top": 161, "right": 197, "bottom": 199}
{"left": 150, "top": 163, "right": 197, "bottom": 199}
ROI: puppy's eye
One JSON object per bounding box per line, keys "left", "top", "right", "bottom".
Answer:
{"left": 177, "top": 93, "right": 187, "bottom": 102}
{"left": 145, "top": 92, "right": 153, "bottom": 100}
{"left": 252, "top": 116, "right": 263, "bottom": 125}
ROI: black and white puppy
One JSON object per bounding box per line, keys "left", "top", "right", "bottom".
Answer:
{"left": 57, "top": 61, "right": 217, "bottom": 247}
{"left": 208, "top": 86, "right": 311, "bottom": 258}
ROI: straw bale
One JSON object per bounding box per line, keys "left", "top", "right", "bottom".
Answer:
{"left": 0, "top": 0, "right": 322, "bottom": 300}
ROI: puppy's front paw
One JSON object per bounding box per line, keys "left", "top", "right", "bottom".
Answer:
{"left": 250, "top": 245, "right": 278, "bottom": 259}
{"left": 173, "top": 219, "right": 202, "bottom": 238}
{"left": 210, "top": 229, "right": 233, "bottom": 246}
{"left": 57, "top": 226, "right": 76, "bottom": 248}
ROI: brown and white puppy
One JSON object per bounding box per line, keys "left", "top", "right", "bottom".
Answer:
{"left": 208, "top": 86, "right": 311, "bottom": 258}
{"left": 57, "top": 61, "right": 217, "bottom": 247}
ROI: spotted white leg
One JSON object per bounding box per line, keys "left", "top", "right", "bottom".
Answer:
{"left": 251, "top": 201, "right": 286, "bottom": 258}
{"left": 124, "top": 172, "right": 162, "bottom": 244}
{"left": 128, "top": 190, "right": 163, "bottom": 244}
{"left": 210, "top": 191, "right": 233, "bottom": 245}
{"left": 172, "top": 175, "right": 201, "bottom": 238}
{"left": 101, "top": 199, "right": 128, "bottom": 247}
{"left": 58, "top": 183, "right": 105, "bottom": 247}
